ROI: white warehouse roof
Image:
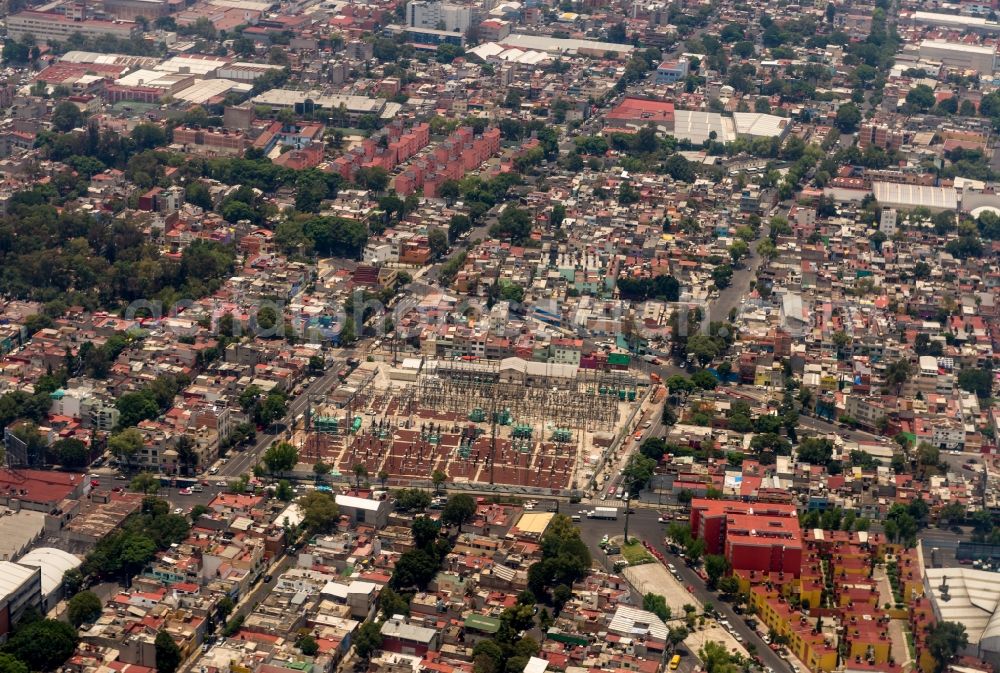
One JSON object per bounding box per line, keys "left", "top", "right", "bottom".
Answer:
{"left": 912, "top": 10, "right": 1000, "bottom": 31}
{"left": 672, "top": 110, "right": 735, "bottom": 144}
{"left": 498, "top": 33, "right": 634, "bottom": 55}
{"left": 17, "top": 547, "right": 81, "bottom": 598}
{"left": 335, "top": 494, "right": 383, "bottom": 511}
{"left": 926, "top": 567, "right": 1000, "bottom": 654}
{"left": 608, "top": 605, "right": 669, "bottom": 641}
{"left": 873, "top": 181, "right": 958, "bottom": 210}
{"left": 0, "top": 561, "right": 37, "bottom": 600}
{"left": 733, "top": 112, "right": 790, "bottom": 138}
{"left": 920, "top": 39, "right": 997, "bottom": 55}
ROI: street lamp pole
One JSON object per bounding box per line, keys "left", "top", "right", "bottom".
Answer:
{"left": 623, "top": 491, "right": 632, "bottom": 543}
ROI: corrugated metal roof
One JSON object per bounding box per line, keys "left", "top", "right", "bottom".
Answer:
{"left": 608, "top": 605, "right": 669, "bottom": 641}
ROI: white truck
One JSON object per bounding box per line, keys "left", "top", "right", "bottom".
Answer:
{"left": 588, "top": 507, "right": 619, "bottom": 520}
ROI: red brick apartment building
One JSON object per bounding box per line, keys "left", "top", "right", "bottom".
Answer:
{"left": 690, "top": 499, "right": 803, "bottom": 577}
{"left": 393, "top": 126, "right": 502, "bottom": 197}
{"left": 329, "top": 122, "right": 430, "bottom": 180}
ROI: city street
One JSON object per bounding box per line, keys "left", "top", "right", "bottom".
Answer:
{"left": 576, "top": 509, "right": 794, "bottom": 673}
{"left": 220, "top": 362, "right": 346, "bottom": 479}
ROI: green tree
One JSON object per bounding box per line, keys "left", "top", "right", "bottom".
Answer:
{"left": 729, "top": 239, "right": 750, "bottom": 264}
{"left": 442, "top": 493, "right": 476, "bottom": 531}
{"left": 52, "top": 101, "right": 84, "bottom": 132}
{"left": 905, "top": 84, "right": 936, "bottom": 112}
{"left": 491, "top": 207, "right": 532, "bottom": 243}
{"left": 639, "top": 437, "right": 668, "bottom": 461}
{"left": 691, "top": 370, "right": 718, "bottom": 390}
{"left": 275, "top": 479, "right": 294, "bottom": 501}
{"left": 390, "top": 548, "right": 441, "bottom": 590}
{"left": 885, "top": 358, "right": 912, "bottom": 393}
{"left": 263, "top": 442, "right": 298, "bottom": 475}
{"left": 395, "top": 488, "right": 432, "bottom": 511}
{"left": 355, "top": 167, "right": 389, "bottom": 192}
{"left": 431, "top": 469, "right": 447, "bottom": 494}
{"left": 116, "top": 392, "right": 160, "bottom": 428}
{"left": 718, "top": 575, "right": 741, "bottom": 598}
{"left": 687, "top": 334, "right": 720, "bottom": 366}
{"left": 354, "top": 621, "right": 384, "bottom": 662}
{"left": 217, "top": 596, "right": 234, "bottom": 621}
{"left": 154, "top": 630, "right": 182, "bottom": 673}
{"left": 834, "top": 103, "right": 861, "bottom": 133}
{"left": 642, "top": 593, "right": 671, "bottom": 621}
{"left": 428, "top": 228, "right": 449, "bottom": 259}
{"left": 958, "top": 368, "right": 993, "bottom": 398}
{"left": 67, "top": 590, "right": 102, "bottom": 627}
{"left": 0, "top": 654, "right": 28, "bottom": 673}
{"left": 927, "top": 621, "right": 968, "bottom": 673}
{"left": 797, "top": 437, "right": 834, "bottom": 466}
{"left": 131, "top": 471, "right": 160, "bottom": 494}
{"left": 298, "top": 491, "right": 340, "bottom": 532}
{"left": 313, "top": 461, "right": 331, "bottom": 479}
{"left": 379, "top": 586, "right": 410, "bottom": 619}
{"left": 411, "top": 516, "right": 441, "bottom": 549}
{"left": 296, "top": 634, "right": 318, "bottom": 656}
{"left": 4, "top": 619, "right": 78, "bottom": 671}
{"left": 704, "top": 554, "right": 729, "bottom": 590}
{"left": 53, "top": 438, "right": 88, "bottom": 468}
{"left": 62, "top": 568, "right": 84, "bottom": 596}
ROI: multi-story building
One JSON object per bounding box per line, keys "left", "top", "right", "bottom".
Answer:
{"left": 880, "top": 208, "right": 898, "bottom": 236}
{"left": 173, "top": 127, "right": 249, "bottom": 157}
{"left": 932, "top": 418, "right": 965, "bottom": 450}
{"left": 478, "top": 19, "right": 511, "bottom": 41}
{"left": 655, "top": 59, "right": 690, "bottom": 84}
{"left": 8, "top": 11, "right": 138, "bottom": 42}
{"left": 406, "top": 0, "right": 472, "bottom": 33}
{"left": 102, "top": 0, "right": 169, "bottom": 19}
{"left": 858, "top": 122, "right": 907, "bottom": 150}
{"left": 918, "top": 39, "right": 1000, "bottom": 73}
{"left": 690, "top": 499, "right": 802, "bottom": 576}
{"left": 0, "top": 562, "right": 41, "bottom": 642}
{"left": 845, "top": 394, "right": 887, "bottom": 429}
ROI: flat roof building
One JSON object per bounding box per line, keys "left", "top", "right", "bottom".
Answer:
{"left": 334, "top": 494, "right": 391, "bottom": 528}
{"left": 0, "top": 468, "right": 85, "bottom": 511}
{"left": 8, "top": 11, "right": 138, "bottom": 43}
{"left": 925, "top": 567, "right": 1000, "bottom": 659}
{"left": 606, "top": 97, "right": 676, "bottom": 133}
{"left": 919, "top": 40, "right": 1000, "bottom": 73}
{"left": 909, "top": 10, "right": 1000, "bottom": 34}
{"left": 498, "top": 33, "right": 634, "bottom": 58}
{"left": 873, "top": 182, "right": 958, "bottom": 212}
{"left": 17, "top": 547, "right": 81, "bottom": 611}
{"left": 0, "top": 562, "right": 41, "bottom": 642}
{"left": 690, "top": 499, "right": 802, "bottom": 577}
{"left": 250, "top": 90, "right": 398, "bottom": 121}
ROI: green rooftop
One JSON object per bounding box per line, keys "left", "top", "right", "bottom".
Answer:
{"left": 464, "top": 614, "right": 501, "bottom": 633}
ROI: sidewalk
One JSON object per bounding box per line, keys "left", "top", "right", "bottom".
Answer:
{"left": 874, "top": 566, "right": 912, "bottom": 668}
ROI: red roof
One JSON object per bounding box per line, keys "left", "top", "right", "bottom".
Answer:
{"left": 606, "top": 97, "right": 675, "bottom": 124}
{"left": 0, "top": 468, "right": 80, "bottom": 505}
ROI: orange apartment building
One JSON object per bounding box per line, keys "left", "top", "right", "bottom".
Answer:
{"left": 858, "top": 122, "right": 907, "bottom": 151}
{"left": 393, "top": 126, "right": 502, "bottom": 197}
{"left": 735, "top": 530, "right": 899, "bottom": 673}
{"left": 329, "top": 122, "right": 430, "bottom": 180}
{"left": 173, "top": 126, "right": 249, "bottom": 156}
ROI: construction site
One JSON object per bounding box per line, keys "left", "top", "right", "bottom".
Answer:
{"left": 295, "top": 357, "right": 646, "bottom": 493}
